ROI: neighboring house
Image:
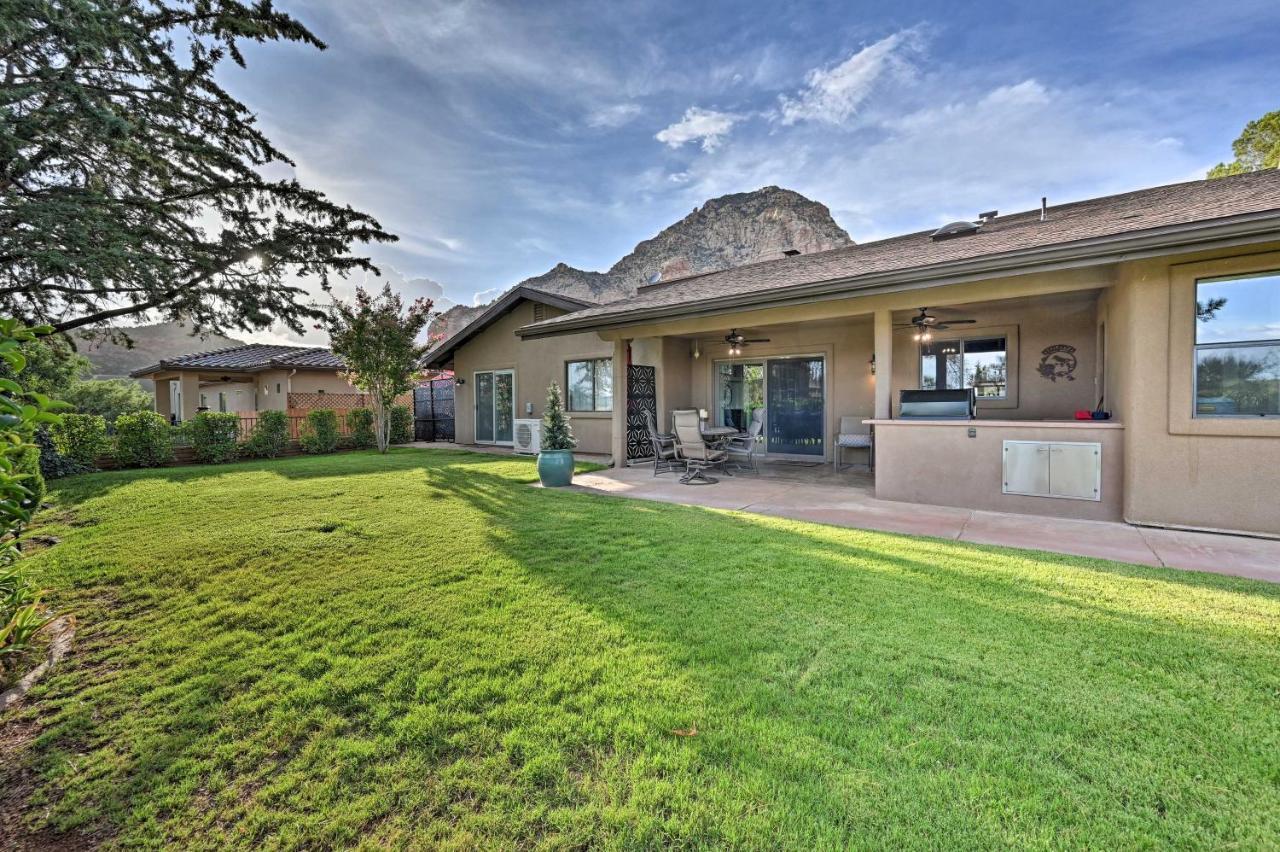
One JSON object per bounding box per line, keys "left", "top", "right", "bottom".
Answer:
{"left": 509, "top": 171, "right": 1280, "bottom": 537}
{"left": 131, "top": 344, "right": 359, "bottom": 422}
{"left": 423, "top": 286, "right": 615, "bottom": 454}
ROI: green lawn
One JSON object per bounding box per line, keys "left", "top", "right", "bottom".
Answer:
{"left": 4, "top": 449, "right": 1279, "bottom": 848}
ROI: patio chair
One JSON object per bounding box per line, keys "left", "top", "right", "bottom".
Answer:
{"left": 724, "top": 407, "right": 764, "bottom": 473}
{"left": 672, "top": 409, "right": 726, "bottom": 484}
{"left": 644, "top": 411, "right": 680, "bottom": 476}
{"left": 834, "top": 416, "right": 873, "bottom": 472}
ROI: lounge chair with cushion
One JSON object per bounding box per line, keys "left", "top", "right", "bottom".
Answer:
{"left": 834, "top": 416, "right": 873, "bottom": 472}
{"left": 672, "top": 409, "right": 726, "bottom": 484}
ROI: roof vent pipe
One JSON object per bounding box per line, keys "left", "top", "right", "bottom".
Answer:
{"left": 1040, "top": 197, "right": 1048, "bottom": 222}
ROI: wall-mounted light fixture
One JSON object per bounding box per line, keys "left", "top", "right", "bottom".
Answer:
{"left": 455, "top": 377, "right": 466, "bottom": 386}
{"left": 692, "top": 339, "right": 701, "bottom": 359}
{"left": 869, "top": 354, "right": 876, "bottom": 375}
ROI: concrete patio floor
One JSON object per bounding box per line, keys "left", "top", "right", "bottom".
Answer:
{"left": 564, "top": 462, "right": 1280, "bottom": 584}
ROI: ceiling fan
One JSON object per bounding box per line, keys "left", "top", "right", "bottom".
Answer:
{"left": 894, "top": 307, "right": 978, "bottom": 341}
{"left": 724, "top": 328, "right": 770, "bottom": 355}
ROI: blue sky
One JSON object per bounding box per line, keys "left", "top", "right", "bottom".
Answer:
{"left": 221, "top": 0, "right": 1280, "bottom": 344}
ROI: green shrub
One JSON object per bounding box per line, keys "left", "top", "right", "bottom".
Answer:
{"left": 35, "top": 426, "right": 90, "bottom": 479}
{"left": 245, "top": 410, "right": 289, "bottom": 458}
{"left": 389, "top": 404, "right": 412, "bottom": 445}
{"left": 190, "top": 411, "right": 241, "bottom": 464}
{"left": 51, "top": 413, "right": 107, "bottom": 466}
{"left": 114, "top": 411, "right": 174, "bottom": 468}
{"left": 347, "top": 408, "right": 376, "bottom": 449}
{"left": 299, "top": 409, "right": 338, "bottom": 454}
{"left": 15, "top": 445, "right": 45, "bottom": 510}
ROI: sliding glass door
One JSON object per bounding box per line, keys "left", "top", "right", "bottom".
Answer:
{"left": 714, "top": 355, "right": 825, "bottom": 458}
{"left": 474, "top": 369, "right": 514, "bottom": 445}
{"left": 766, "top": 357, "right": 824, "bottom": 456}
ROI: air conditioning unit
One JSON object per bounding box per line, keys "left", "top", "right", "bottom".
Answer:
{"left": 513, "top": 419, "right": 541, "bottom": 454}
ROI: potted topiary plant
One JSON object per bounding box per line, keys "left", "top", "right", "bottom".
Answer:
{"left": 537, "top": 382, "right": 577, "bottom": 487}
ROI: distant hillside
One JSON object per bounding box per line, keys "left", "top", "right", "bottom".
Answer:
{"left": 432, "top": 186, "right": 852, "bottom": 339}
{"left": 74, "top": 323, "right": 245, "bottom": 382}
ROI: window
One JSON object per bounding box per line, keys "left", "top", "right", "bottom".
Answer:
{"left": 218, "top": 392, "right": 227, "bottom": 413}
{"left": 1194, "top": 271, "right": 1280, "bottom": 416}
{"left": 566, "top": 358, "right": 613, "bottom": 411}
{"left": 920, "top": 336, "right": 1008, "bottom": 398}
{"left": 276, "top": 383, "right": 281, "bottom": 394}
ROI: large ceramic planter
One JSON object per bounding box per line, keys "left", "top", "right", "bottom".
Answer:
{"left": 537, "top": 449, "right": 575, "bottom": 487}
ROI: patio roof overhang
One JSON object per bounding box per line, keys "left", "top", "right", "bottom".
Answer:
{"left": 515, "top": 210, "right": 1280, "bottom": 339}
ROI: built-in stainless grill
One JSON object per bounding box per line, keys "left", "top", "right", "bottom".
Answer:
{"left": 899, "top": 388, "right": 975, "bottom": 420}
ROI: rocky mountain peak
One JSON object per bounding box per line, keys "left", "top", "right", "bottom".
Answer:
{"left": 432, "top": 186, "right": 852, "bottom": 339}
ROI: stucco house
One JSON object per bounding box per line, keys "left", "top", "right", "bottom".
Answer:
{"left": 423, "top": 286, "right": 616, "bottom": 454}
{"left": 448, "top": 171, "right": 1280, "bottom": 537}
{"left": 131, "top": 343, "right": 360, "bottom": 422}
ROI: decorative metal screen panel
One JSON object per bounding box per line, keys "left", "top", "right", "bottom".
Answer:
{"left": 413, "top": 379, "right": 456, "bottom": 442}
{"left": 626, "top": 364, "right": 657, "bottom": 462}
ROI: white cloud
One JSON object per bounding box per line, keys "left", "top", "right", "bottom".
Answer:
{"left": 472, "top": 286, "right": 505, "bottom": 305}
{"left": 587, "top": 103, "right": 643, "bottom": 129}
{"left": 777, "top": 29, "right": 922, "bottom": 126}
{"left": 656, "top": 107, "right": 741, "bottom": 152}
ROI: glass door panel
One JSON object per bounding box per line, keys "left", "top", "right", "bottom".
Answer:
{"left": 766, "top": 357, "right": 824, "bottom": 456}
{"left": 715, "top": 362, "right": 764, "bottom": 430}
{"left": 494, "top": 371, "right": 514, "bottom": 444}
{"left": 475, "top": 372, "right": 495, "bottom": 443}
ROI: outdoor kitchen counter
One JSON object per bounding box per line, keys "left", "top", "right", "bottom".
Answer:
{"left": 863, "top": 418, "right": 1125, "bottom": 521}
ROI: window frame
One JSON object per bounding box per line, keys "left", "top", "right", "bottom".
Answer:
{"left": 919, "top": 334, "right": 1010, "bottom": 401}
{"left": 1191, "top": 270, "right": 1280, "bottom": 419}
{"left": 565, "top": 357, "right": 613, "bottom": 412}
{"left": 1168, "top": 251, "right": 1280, "bottom": 437}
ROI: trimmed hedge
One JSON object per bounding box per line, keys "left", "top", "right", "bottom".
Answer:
{"left": 347, "top": 408, "right": 376, "bottom": 449}
{"left": 114, "top": 411, "right": 174, "bottom": 468}
{"left": 244, "top": 410, "right": 289, "bottom": 458}
{"left": 36, "top": 426, "right": 91, "bottom": 479}
{"left": 51, "top": 412, "right": 108, "bottom": 467}
{"left": 190, "top": 412, "right": 241, "bottom": 464}
{"left": 299, "top": 409, "right": 339, "bottom": 454}
{"left": 389, "top": 404, "right": 412, "bottom": 445}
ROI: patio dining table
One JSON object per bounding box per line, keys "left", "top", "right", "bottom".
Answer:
{"left": 698, "top": 425, "right": 741, "bottom": 480}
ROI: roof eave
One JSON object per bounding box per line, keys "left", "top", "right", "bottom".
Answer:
{"left": 422, "top": 285, "right": 595, "bottom": 367}
{"left": 515, "top": 211, "right": 1280, "bottom": 339}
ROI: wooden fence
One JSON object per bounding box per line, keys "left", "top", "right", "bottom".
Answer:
{"left": 236, "top": 414, "right": 353, "bottom": 441}
{"left": 286, "top": 391, "right": 414, "bottom": 414}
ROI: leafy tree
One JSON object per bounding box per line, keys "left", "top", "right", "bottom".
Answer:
{"left": 1, "top": 1, "right": 396, "bottom": 337}
{"left": 540, "top": 382, "right": 576, "bottom": 451}
{"left": 1208, "top": 109, "right": 1280, "bottom": 177}
{"left": 326, "top": 285, "right": 432, "bottom": 453}
{"left": 61, "top": 378, "right": 152, "bottom": 424}
{"left": 0, "top": 338, "right": 89, "bottom": 399}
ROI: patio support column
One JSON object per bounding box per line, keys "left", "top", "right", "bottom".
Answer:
{"left": 153, "top": 379, "right": 173, "bottom": 422}
{"left": 179, "top": 372, "right": 200, "bottom": 423}
{"left": 611, "top": 338, "right": 628, "bottom": 468}
{"left": 873, "top": 309, "right": 893, "bottom": 419}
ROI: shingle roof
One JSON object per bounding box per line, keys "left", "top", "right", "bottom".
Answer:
{"left": 518, "top": 170, "right": 1280, "bottom": 337}
{"left": 130, "top": 343, "right": 345, "bottom": 377}
{"left": 422, "top": 285, "right": 597, "bottom": 368}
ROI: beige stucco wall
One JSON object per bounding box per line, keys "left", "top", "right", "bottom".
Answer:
{"left": 1109, "top": 244, "right": 1280, "bottom": 536}
{"left": 872, "top": 420, "right": 1124, "bottom": 521}
{"left": 450, "top": 301, "right": 614, "bottom": 455}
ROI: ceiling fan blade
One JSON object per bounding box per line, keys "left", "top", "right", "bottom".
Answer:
{"left": 944, "top": 319, "right": 978, "bottom": 324}
{"left": 744, "top": 338, "right": 771, "bottom": 343}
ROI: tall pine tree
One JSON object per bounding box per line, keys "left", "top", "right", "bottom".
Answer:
{"left": 0, "top": 1, "right": 396, "bottom": 338}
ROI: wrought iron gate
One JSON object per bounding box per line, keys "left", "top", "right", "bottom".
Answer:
{"left": 625, "top": 364, "right": 656, "bottom": 462}
{"left": 413, "top": 378, "right": 455, "bottom": 442}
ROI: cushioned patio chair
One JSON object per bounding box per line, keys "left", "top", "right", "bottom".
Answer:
{"left": 834, "top": 415, "right": 873, "bottom": 472}
{"left": 645, "top": 411, "right": 680, "bottom": 476}
{"left": 724, "top": 407, "right": 764, "bottom": 473}
{"left": 672, "top": 409, "right": 726, "bottom": 484}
